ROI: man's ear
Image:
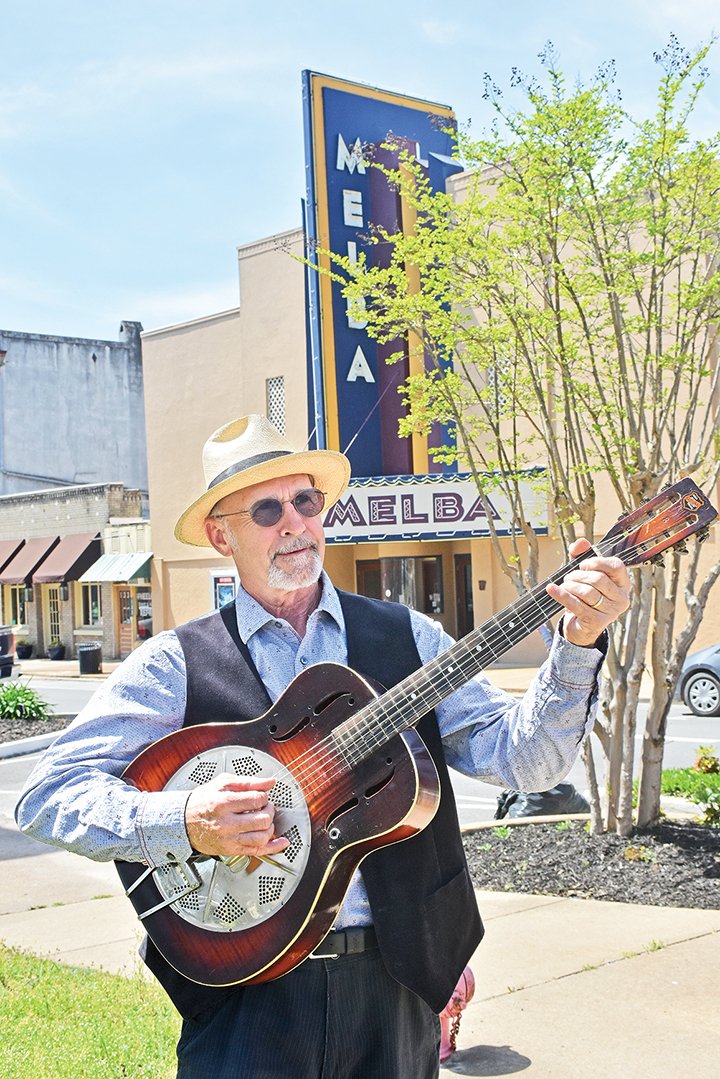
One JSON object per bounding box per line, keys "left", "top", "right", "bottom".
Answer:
{"left": 204, "top": 517, "right": 233, "bottom": 557}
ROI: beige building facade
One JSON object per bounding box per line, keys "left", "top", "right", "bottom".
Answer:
{"left": 142, "top": 226, "right": 720, "bottom": 664}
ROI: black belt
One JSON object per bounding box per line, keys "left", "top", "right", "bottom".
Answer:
{"left": 309, "top": 926, "right": 378, "bottom": 959}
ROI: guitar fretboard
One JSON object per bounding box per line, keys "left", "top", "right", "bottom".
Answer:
{"left": 332, "top": 552, "right": 587, "bottom": 766}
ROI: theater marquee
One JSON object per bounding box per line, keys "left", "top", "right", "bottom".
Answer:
{"left": 302, "top": 71, "right": 461, "bottom": 478}
{"left": 323, "top": 474, "right": 549, "bottom": 544}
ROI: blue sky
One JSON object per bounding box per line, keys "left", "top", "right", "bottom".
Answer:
{"left": 2, "top": 1, "right": 718, "bottom": 341}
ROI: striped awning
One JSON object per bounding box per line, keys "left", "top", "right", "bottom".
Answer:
{"left": 79, "top": 552, "right": 152, "bottom": 583}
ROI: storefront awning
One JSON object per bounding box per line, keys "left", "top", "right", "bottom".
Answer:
{"left": 79, "top": 551, "right": 152, "bottom": 583}
{"left": 0, "top": 536, "right": 60, "bottom": 585}
{"left": 33, "top": 532, "right": 101, "bottom": 584}
{"left": 0, "top": 539, "right": 25, "bottom": 573}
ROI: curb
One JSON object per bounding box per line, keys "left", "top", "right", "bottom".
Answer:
{"left": 459, "top": 796, "right": 699, "bottom": 832}
{"left": 461, "top": 812, "right": 592, "bottom": 833}
{"left": 18, "top": 673, "right": 109, "bottom": 682}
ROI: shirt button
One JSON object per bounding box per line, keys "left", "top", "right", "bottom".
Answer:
{"left": 300, "top": 657, "right": 308, "bottom": 665}
{"left": 274, "top": 621, "right": 282, "bottom": 628}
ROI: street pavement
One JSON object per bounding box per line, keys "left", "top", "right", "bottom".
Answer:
{"left": 2, "top": 660, "right": 719, "bottom": 1076}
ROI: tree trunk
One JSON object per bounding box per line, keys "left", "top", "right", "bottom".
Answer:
{"left": 616, "top": 581, "right": 654, "bottom": 835}
{"left": 637, "top": 689, "right": 674, "bottom": 827}
{"left": 582, "top": 738, "right": 602, "bottom": 834}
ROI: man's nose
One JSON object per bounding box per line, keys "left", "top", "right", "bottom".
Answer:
{"left": 279, "top": 502, "right": 307, "bottom": 535}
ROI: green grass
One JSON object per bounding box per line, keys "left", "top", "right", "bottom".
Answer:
{"left": 0, "top": 944, "right": 179, "bottom": 1078}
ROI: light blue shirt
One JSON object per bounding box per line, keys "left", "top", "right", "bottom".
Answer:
{"left": 16, "top": 573, "right": 604, "bottom": 925}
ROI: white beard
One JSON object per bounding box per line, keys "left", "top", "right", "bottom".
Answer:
{"left": 267, "top": 540, "right": 323, "bottom": 592}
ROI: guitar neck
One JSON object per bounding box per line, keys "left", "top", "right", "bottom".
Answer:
{"left": 333, "top": 552, "right": 588, "bottom": 763}
{"left": 331, "top": 476, "right": 718, "bottom": 764}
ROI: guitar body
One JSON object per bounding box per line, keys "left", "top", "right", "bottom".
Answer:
{"left": 116, "top": 662, "right": 440, "bottom": 986}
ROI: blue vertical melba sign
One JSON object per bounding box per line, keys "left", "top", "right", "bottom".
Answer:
{"left": 302, "top": 72, "right": 461, "bottom": 479}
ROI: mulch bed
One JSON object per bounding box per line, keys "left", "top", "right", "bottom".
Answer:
{"left": 463, "top": 818, "right": 720, "bottom": 910}
{"left": 0, "top": 715, "right": 71, "bottom": 743}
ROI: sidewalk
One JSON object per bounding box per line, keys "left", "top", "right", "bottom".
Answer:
{"left": 16, "top": 655, "right": 655, "bottom": 699}
{"left": 17, "top": 656, "right": 122, "bottom": 680}
{"left": 0, "top": 847, "right": 717, "bottom": 1077}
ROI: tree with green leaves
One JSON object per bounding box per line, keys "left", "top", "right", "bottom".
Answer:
{"left": 334, "top": 37, "right": 720, "bottom": 834}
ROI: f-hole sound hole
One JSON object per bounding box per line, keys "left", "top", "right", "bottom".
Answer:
{"left": 365, "top": 768, "right": 395, "bottom": 799}
{"left": 312, "top": 691, "right": 352, "bottom": 715}
{"left": 271, "top": 715, "right": 310, "bottom": 742}
{"left": 326, "top": 797, "right": 359, "bottom": 830}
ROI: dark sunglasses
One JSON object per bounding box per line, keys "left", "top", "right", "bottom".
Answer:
{"left": 213, "top": 487, "right": 326, "bottom": 528}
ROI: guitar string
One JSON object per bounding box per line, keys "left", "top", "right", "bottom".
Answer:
{"left": 284, "top": 559, "right": 576, "bottom": 791}
{"left": 295, "top": 590, "right": 561, "bottom": 796}
{"left": 281, "top": 530, "right": 669, "bottom": 796}
{"left": 284, "top": 530, "right": 680, "bottom": 795}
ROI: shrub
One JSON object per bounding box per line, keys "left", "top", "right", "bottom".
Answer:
{"left": 661, "top": 767, "right": 720, "bottom": 826}
{"left": 694, "top": 745, "right": 720, "bottom": 774}
{"left": 0, "top": 681, "right": 54, "bottom": 722}
{"left": 661, "top": 768, "right": 720, "bottom": 801}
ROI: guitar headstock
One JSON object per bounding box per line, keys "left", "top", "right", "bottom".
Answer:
{"left": 600, "top": 479, "right": 717, "bottom": 567}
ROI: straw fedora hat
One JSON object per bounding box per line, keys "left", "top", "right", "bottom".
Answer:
{"left": 175, "top": 415, "right": 351, "bottom": 547}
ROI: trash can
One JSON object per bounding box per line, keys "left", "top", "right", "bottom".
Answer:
{"left": 78, "top": 642, "right": 102, "bottom": 675}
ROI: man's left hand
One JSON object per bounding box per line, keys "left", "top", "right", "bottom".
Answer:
{"left": 546, "top": 539, "right": 631, "bottom": 648}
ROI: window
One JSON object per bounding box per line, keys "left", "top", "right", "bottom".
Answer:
{"left": 356, "top": 556, "right": 444, "bottom": 615}
{"left": 47, "top": 586, "right": 61, "bottom": 642}
{"left": 118, "top": 589, "right": 133, "bottom": 625}
{"left": 487, "top": 353, "right": 513, "bottom": 417}
{"left": 6, "top": 585, "right": 26, "bottom": 626}
{"left": 266, "top": 376, "right": 286, "bottom": 434}
{"left": 81, "top": 583, "right": 103, "bottom": 626}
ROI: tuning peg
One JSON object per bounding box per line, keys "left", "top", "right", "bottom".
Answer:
{"left": 697, "top": 528, "right": 710, "bottom": 543}
{"left": 651, "top": 554, "right": 666, "bottom": 567}
{"left": 674, "top": 541, "right": 688, "bottom": 554}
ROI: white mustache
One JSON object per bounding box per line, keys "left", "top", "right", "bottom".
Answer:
{"left": 272, "top": 538, "right": 319, "bottom": 559}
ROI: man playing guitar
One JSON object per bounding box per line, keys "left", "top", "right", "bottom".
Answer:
{"left": 17, "top": 414, "right": 631, "bottom": 1078}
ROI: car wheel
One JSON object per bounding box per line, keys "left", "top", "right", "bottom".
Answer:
{"left": 683, "top": 671, "right": 720, "bottom": 717}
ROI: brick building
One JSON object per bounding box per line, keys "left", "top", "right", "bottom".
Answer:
{"left": 0, "top": 484, "right": 151, "bottom": 660}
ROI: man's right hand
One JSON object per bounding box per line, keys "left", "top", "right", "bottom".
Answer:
{"left": 184, "top": 773, "right": 290, "bottom": 858}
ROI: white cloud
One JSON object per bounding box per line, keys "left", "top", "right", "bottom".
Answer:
{"left": 118, "top": 281, "right": 241, "bottom": 333}
{"left": 623, "top": 0, "right": 718, "bottom": 37}
{"left": 419, "top": 19, "right": 463, "bottom": 46}
{"left": 0, "top": 46, "right": 290, "bottom": 142}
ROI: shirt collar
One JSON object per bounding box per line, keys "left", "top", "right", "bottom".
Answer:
{"left": 233, "top": 571, "right": 344, "bottom": 644}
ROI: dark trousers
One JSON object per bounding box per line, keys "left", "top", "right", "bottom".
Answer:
{"left": 176, "top": 949, "right": 441, "bottom": 1078}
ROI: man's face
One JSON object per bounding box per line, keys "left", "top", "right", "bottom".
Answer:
{"left": 205, "top": 473, "right": 326, "bottom": 601}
